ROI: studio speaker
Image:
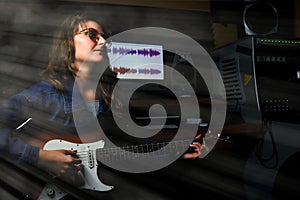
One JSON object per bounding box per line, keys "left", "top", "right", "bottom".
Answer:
{"left": 243, "top": 1, "right": 278, "bottom": 35}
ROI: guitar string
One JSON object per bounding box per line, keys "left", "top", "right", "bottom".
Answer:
{"left": 74, "top": 141, "right": 191, "bottom": 154}
{"left": 72, "top": 140, "right": 192, "bottom": 162}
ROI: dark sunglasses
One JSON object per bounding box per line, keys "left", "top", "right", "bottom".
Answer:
{"left": 78, "top": 28, "right": 107, "bottom": 42}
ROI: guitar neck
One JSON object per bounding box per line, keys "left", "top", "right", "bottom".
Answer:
{"left": 96, "top": 139, "right": 192, "bottom": 162}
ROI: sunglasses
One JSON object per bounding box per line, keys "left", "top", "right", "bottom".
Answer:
{"left": 78, "top": 28, "right": 108, "bottom": 43}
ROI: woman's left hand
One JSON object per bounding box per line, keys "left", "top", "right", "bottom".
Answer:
{"left": 182, "top": 134, "right": 207, "bottom": 159}
{"left": 182, "top": 141, "right": 201, "bottom": 159}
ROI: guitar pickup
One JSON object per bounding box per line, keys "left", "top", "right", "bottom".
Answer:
{"left": 88, "top": 150, "right": 94, "bottom": 169}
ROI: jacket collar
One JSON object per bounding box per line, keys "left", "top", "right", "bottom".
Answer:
{"left": 57, "top": 71, "right": 103, "bottom": 114}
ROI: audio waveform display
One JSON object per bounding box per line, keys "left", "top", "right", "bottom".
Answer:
{"left": 107, "top": 47, "right": 161, "bottom": 57}
{"left": 112, "top": 67, "right": 162, "bottom": 75}
{"left": 139, "top": 68, "right": 161, "bottom": 75}
{"left": 112, "top": 67, "right": 137, "bottom": 74}
{"left": 108, "top": 42, "right": 164, "bottom": 80}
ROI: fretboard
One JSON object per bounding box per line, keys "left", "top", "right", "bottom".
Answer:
{"left": 96, "top": 139, "right": 192, "bottom": 162}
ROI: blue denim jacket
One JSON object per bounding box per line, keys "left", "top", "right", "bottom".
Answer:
{"left": 0, "top": 72, "right": 104, "bottom": 164}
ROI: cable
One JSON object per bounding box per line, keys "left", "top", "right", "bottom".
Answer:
{"left": 254, "top": 120, "right": 279, "bottom": 169}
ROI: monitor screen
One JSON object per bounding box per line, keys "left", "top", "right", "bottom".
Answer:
{"left": 107, "top": 42, "right": 164, "bottom": 80}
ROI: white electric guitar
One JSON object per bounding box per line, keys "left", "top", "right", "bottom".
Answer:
{"left": 38, "top": 137, "right": 195, "bottom": 200}
{"left": 16, "top": 118, "right": 206, "bottom": 200}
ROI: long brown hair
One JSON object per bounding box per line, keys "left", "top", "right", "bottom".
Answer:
{"left": 44, "top": 14, "right": 98, "bottom": 88}
{"left": 43, "top": 14, "right": 118, "bottom": 109}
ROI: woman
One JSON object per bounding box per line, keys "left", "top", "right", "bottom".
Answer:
{"left": 0, "top": 14, "right": 201, "bottom": 178}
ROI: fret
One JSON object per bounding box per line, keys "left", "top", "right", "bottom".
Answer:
{"left": 119, "top": 148, "right": 126, "bottom": 160}
{"left": 133, "top": 145, "right": 139, "bottom": 159}
{"left": 104, "top": 148, "right": 111, "bottom": 163}
{"left": 138, "top": 144, "right": 144, "bottom": 154}
{"left": 158, "top": 142, "right": 166, "bottom": 156}
{"left": 110, "top": 147, "right": 118, "bottom": 161}
{"left": 152, "top": 143, "right": 159, "bottom": 156}
{"left": 150, "top": 143, "right": 155, "bottom": 153}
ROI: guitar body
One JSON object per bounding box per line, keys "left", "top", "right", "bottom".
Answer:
{"left": 16, "top": 119, "right": 114, "bottom": 199}
{"left": 44, "top": 139, "right": 114, "bottom": 192}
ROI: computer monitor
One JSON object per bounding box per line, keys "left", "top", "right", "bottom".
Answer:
{"left": 107, "top": 42, "right": 164, "bottom": 80}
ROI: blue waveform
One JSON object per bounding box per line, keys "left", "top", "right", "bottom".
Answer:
{"left": 139, "top": 68, "right": 162, "bottom": 75}
{"left": 108, "top": 47, "right": 161, "bottom": 57}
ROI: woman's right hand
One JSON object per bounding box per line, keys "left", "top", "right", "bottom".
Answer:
{"left": 37, "top": 149, "right": 82, "bottom": 177}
